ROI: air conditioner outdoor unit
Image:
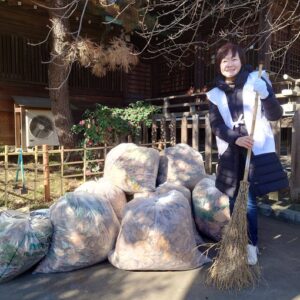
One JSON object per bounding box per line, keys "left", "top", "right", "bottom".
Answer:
{"left": 25, "top": 109, "right": 59, "bottom": 147}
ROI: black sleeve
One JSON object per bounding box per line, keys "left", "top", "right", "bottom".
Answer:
{"left": 260, "top": 79, "right": 283, "bottom": 121}
{"left": 209, "top": 102, "right": 243, "bottom": 144}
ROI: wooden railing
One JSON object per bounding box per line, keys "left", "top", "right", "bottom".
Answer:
{"left": 146, "top": 92, "right": 296, "bottom": 201}
{"left": 145, "top": 92, "right": 215, "bottom": 173}
{"left": 0, "top": 95, "right": 297, "bottom": 209}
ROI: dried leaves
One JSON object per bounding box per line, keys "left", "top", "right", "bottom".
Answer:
{"left": 64, "top": 37, "right": 138, "bottom": 77}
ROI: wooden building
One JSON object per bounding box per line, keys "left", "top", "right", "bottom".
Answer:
{"left": 1, "top": 1, "right": 300, "bottom": 146}
{"left": 0, "top": 1, "right": 154, "bottom": 146}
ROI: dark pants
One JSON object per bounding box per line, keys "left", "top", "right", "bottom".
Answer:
{"left": 229, "top": 189, "right": 258, "bottom": 246}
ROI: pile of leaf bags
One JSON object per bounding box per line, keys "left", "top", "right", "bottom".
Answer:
{"left": 104, "top": 143, "right": 160, "bottom": 194}
{"left": 109, "top": 190, "right": 210, "bottom": 270}
{"left": 0, "top": 210, "right": 52, "bottom": 282}
{"left": 34, "top": 192, "right": 119, "bottom": 273}
{"left": 192, "top": 177, "right": 230, "bottom": 241}
{"left": 157, "top": 143, "right": 206, "bottom": 190}
{"left": 75, "top": 177, "right": 126, "bottom": 221}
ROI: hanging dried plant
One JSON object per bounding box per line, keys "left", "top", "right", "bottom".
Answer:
{"left": 63, "top": 36, "right": 138, "bottom": 77}
{"left": 64, "top": 42, "right": 77, "bottom": 65}
{"left": 106, "top": 38, "right": 138, "bottom": 73}
{"left": 92, "top": 63, "right": 107, "bottom": 77}
{"left": 75, "top": 39, "right": 95, "bottom": 67}
{"left": 92, "top": 44, "right": 107, "bottom": 65}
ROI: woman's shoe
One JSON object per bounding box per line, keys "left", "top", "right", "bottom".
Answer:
{"left": 247, "top": 244, "right": 258, "bottom": 265}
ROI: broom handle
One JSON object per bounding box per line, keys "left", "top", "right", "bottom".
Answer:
{"left": 243, "top": 64, "right": 264, "bottom": 182}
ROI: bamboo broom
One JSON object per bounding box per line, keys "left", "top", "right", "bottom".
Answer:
{"left": 207, "top": 64, "right": 263, "bottom": 290}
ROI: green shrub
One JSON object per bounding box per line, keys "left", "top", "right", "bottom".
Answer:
{"left": 72, "top": 101, "right": 160, "bottom": 146}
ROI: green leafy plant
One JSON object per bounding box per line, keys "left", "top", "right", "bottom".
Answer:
{"left": 72, "top": 101, "right": 160, "bottom": 146}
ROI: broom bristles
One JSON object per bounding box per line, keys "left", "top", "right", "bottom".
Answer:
{"left": 207, "top": 181, "right": 260, "bottom": 290}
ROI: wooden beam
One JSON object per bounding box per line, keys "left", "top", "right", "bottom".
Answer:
{"left": 192, "top": 114, "right": 199, "bottom": 151}
{"left": 205, "top": 113, "right": 212, "bottom": 174}
{"left": 181, "top": 115, "right": 188, "bottom": 144}
{"left": 290, "top": 100, "right": 300, "bottom": 202}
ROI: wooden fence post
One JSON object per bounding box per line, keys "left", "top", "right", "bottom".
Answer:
{"left": 169, "top": 114, "right": 177, "bottom": 146}
{"left": 60, "top": 146, "right": 64, "bottom": 195}
{"left": 4, "top": 145, "right": 8, "bottom": 207}
{"left": 205, "top": 113, "right": 212, "bottom": 174}
{"left": 181, "top": 115, "right": 188, "bottom": 144}
{"left": 269, "top": 120, "right": 281, "bottom": 201}
{"left": 142, "top": 122, "right": 148, "bottom": 144}
{"left": 161, "top": 116, "right": 167, "bottom": 148}
{"left": 34, "top": 146, "right": 38, "bottom": 201}
{"left": 192, "top": 114, "right": 199, "bottom": 151}
{"left": 151, "top": 118, "right": 158, "bottom": 147}
{"left": 290, "top": 103, "right": 300, "bottom": 202}
{"left": 43, "top": 144, "right": 50, "bottom": 202}
{"left": 83, "top": 143, "right": 87, "bottom": 182}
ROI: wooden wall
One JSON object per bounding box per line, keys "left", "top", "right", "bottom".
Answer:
{"left": 0, "top": 3, "right": 156, "bottom": 145}
{"left": 124, "top": 61, "right": 152, "bottom": 102}
{"left": 0, "top": 99, "right": 14, "bottom": 145}
{"left": 0, "top": 5, "right": 154, "bottom": 98}
{"left": 152, "top": 60, "right": 194, "bottom": 97}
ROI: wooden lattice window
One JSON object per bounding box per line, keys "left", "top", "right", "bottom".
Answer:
{"left": 0, "top": 34, "right": 48, "bottom": 84}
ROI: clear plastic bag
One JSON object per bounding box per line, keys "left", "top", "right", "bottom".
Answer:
{"left": 109, "top": 191, "right": 210, "bottom": 270}
{"left": 104, "top": 143, "right": 160, "bottom": 193}
{"left": 0, "top": 210, "right": 52, "bottom": 282}
{"left": 157, "top": 144, "right": 206, "bottom": 190}
{"left": 192, "top": 178, "right": 230, "bottom": 241}
{"left": 75, "top": 177, "right": 127, "bottom": 221}
{"left": 34, "top": 192, "right": 120, "bottom": 273}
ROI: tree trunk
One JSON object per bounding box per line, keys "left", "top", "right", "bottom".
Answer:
{"left": 47, "top": 0, "right": 76, "bottom": 148}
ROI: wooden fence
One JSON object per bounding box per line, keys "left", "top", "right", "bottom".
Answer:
{"left": 0, "top": 142, "right": 166, "bottom": 209}
{"left": 0, "top": 92, "right": 297, "bottom": 209}
{"left": 0, "top": 144, "right": 113, "bottom": 208}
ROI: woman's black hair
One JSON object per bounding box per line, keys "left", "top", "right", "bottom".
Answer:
{"left": 215, "top": 42, "right": 246, "bottom": 73}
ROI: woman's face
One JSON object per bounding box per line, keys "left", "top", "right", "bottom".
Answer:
{"left": 220, "top": 50, "right": 242, "bottom": 81}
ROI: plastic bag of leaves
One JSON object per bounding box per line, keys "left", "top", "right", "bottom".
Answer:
{"left": 104, "top": 143, "right": 160, "bottom": 194}
{"left": 156, "top": 182, "right": 191, "bottom": 202}
{"left": 34, "top": 192, "right": 120, "bottom": 273}
{"left": 0, "top": 210, "right": 52, "bottom": 282}
{"left": 157, "top": 144, "right": 206, "bottom": 190}
{"left": 133, "top": 182, "right": 191, "bottom": 202}
{"left": 75, "top": 177, "right": 127, "bottom": 221}
{"left": 134, "top": 182, "right": 203, "bottom": 245}
{"left": 192, "top": 178, "right": 230, "bottom": 241}
{"left": 109, "top": 190, "right": 210, "bottom": 270}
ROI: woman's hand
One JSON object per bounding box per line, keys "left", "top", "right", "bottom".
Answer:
{"left": 253, "top": 78, "right": 269, "bottom": 99}
{"left": 235, "top": 136, "right": 254, "bottom": 149}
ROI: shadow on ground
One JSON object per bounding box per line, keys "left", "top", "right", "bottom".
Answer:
{"left": 0, "top": 215, "right": 299, "bottom": 300}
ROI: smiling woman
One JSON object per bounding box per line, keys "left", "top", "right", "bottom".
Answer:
{"left": 206, "top": 42, "right": 289, "bottom": 266}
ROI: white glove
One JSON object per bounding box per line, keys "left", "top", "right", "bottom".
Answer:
{"left": 253, "top": 78, "right": 269, "bottom": 99}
